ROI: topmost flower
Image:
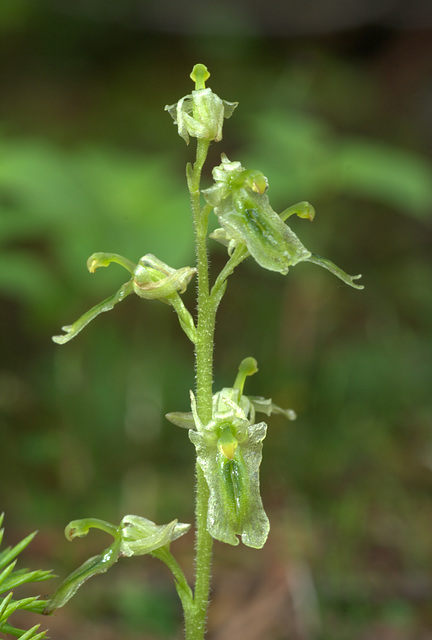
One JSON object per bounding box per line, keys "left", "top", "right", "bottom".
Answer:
{"left": 165, "top": 64, "right": 238, "bottom": 144}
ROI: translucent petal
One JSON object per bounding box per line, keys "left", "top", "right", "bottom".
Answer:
{"left": 204, "top": 156, "right": 364, "bottom": 288}
{"left": 189, "top": 421, "right": 269, "bottom": 549}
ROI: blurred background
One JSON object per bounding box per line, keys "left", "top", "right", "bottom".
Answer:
{"left": 1, "top": 1, "right": 432, "bottom": 638}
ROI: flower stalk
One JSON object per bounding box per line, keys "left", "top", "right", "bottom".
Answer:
{"left": 49, "top": 62, "right": 363, "bottom": 640}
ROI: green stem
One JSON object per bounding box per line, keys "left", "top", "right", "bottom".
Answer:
{"left": 189, "top": 466, "right": 213, "bottom": 640}
{"left": 185, "top": 138, "right": 215, "bottom": 640}
{"left": 184, "top": 139, "right": 247, "bottom": 640}
{"left": 210, "top": 244, "right": 249, "bottom": 310}
{"left": 151, "top": 546, "right": 193, "bottom": 612}
{"left": 190, "top": 139, "right": 213, "bottom": 423}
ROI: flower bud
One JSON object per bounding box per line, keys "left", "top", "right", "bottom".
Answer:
{"left": 120, "top": 515, "right": 190, "bottom": 557}
{"left": 133, "top": 254, "right": 196, "bottom": 300}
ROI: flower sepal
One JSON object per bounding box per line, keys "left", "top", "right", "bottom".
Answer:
{"left": 133, "top": 254, "right": 196, "bottom": 301}
{"left": 166, "top": 356, "right": 296, "bottom": 429}
{"left": 120, "top": 515, "right": 190, "bottom": 557}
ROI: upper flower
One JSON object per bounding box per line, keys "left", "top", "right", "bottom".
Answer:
{"left": 204, "top": 154, "right": 364, "bottom": 289}
{"left": 165, "top": 64, "right": 238, "bottom": 144}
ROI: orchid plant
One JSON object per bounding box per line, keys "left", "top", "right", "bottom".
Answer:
{"left": 44, "top": 64, "right": 363, "bottom": 639}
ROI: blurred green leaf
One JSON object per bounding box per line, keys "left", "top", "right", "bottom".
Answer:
{"left": 336, "top": 140, "right": 432, "bottom": 217}
{"left": 0, "top": 137, "right": 194, "bottom": 320}
{"left": 0, "top": 0, "right": 35, "bottom": 29}
{"left": 244, "top": 110, "right": 432, "bottom": 217}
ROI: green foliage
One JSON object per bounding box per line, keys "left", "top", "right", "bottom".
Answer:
{"left": 0, "top": 515, "right": 52, "bottom": 639}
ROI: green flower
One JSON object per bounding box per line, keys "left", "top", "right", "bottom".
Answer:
{"left": 167, "top": 358, "right": 295, "bottom": 549}
{"left": 44, "top": 516, "right": 190, "bottom": 614}
{"left": 166, "top": 357, "right": 296, "bottom": 430}
{"left": 204, "top": 154, "right": 364, "bottom": 289}
{"left": 165, "top": 64, "right": 237, "bottom": 144}
{"left": 52, "top": 253, "right": 197, "bottom": 344}
{"left": 120, "top": 515, "right": 190, "bottom": 557}
{"left": 189, "top": 391, "right": 269, "bottom": 549}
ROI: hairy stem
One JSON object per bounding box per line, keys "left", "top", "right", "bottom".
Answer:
{"left": 210, "top": 244, "right": 249, "bottom": 310}
{"left": 191, "top": 140, "right": 213, "bottom": 424}
{"left": 151, "top": 546, "right": 193, "bottom": 612}
{"left": 185, "top": 138, "right": 215, "bottom": 640}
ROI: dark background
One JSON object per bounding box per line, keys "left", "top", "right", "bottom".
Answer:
{"left": 1, "top": 1, "right": 432, "bottom": 638}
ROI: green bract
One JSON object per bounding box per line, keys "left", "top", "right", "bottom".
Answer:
{"left": 204, "top": 154, "right": 363, "bottom": 289}
{"left": 52, "top": 253, "right": 197, "bottom": 344}
{"left": 165, "top": 64, "right": 237, "bottom": 145}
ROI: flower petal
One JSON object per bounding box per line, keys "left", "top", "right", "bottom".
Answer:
{"left": 189, "top": 421, "right": 269, "bottom": 549}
